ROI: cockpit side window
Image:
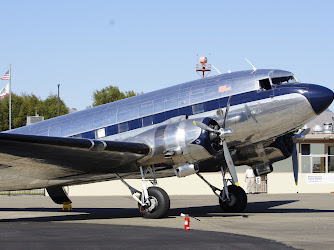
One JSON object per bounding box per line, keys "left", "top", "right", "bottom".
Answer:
{"left": 259, "top": 78, "right": 271, "bottom": 90}
{"left": 271, "top": 76, "right": 297, "bottom": 85}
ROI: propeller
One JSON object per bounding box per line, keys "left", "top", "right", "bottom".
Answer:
{"left": 222, "top": 139, "right": 239, "bottom": 186}
{"left": 292, "top": 143, "right": 298, "bottom": 185}
{"left": 193, "top": 96, "right": 239, "bottom": 186}
{"left": 291, "top": 127, "right": 310, "bottom": 185}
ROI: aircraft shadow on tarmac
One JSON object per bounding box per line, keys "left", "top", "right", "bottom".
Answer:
{"left": 0, "top": 199, "right": 333, "bottom": 223}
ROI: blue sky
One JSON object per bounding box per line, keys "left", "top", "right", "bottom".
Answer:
{"left": 0, "top": 0, "right": 333, "bottom": 111}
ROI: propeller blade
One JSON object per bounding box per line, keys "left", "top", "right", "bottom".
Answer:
{"left": 292, "top": 142, "right": 298, "bottom": 185}
{"left": 222, "top": 96, "right": 232, "bottom": 129}
{"left": 222, "top": 139, "right": 239, "bottom": 186}
{"left": 193, "top": 121, "right": 220, "bottom": 134}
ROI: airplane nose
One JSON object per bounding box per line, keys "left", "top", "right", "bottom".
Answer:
{"left": 307, "top": 84, "right": 334, "bottom": 115}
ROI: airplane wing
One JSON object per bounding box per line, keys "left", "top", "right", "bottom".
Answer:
{"left": 0, "top": 133, "right": 151, "bottom": 189}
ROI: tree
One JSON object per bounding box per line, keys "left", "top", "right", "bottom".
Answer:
{"left": 38, "top": 94, "right": 68, "bottom": 120}
{"left": 92, "top": 85, "right": 140, "bottom": 107}
{"left": 0, "top": 93, "right": 69, "bottom": 132}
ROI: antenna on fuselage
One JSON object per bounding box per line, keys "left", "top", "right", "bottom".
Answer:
{"left": 212, "top": 64, "right": 221, "bottom": 74}
{"left": 245, "top": 58, "right": 257, "bottom": 72}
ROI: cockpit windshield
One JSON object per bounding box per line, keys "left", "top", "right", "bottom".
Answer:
{"left": 271, "top": 75, "right": 297, "bottom": 85}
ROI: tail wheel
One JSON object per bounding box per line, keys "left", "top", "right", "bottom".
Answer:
{"left": 138, "top": 186, "right": 170, "bottom": 219}
{"left": 219, "top": 185, "right": 247, "bottom": 213}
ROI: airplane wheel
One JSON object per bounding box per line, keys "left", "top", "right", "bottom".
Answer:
{"left": 219, "top": 185, "right": 247, "bottom": 213}
{"left": 138, "top": 186, "right": 170, "bottom": 219}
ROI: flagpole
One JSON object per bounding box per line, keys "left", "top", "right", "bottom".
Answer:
{"left": 9, "top": 64, "right": 11, "bottom": 130}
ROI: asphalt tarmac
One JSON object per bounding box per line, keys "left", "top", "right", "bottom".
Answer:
{"left": 0, "top": 193, "right": 333, "bottom": 249}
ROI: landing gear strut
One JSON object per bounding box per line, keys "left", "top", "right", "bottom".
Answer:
{"left": 197, "top": 166, "right": 247, "bottom": 213}
{"left": 116, "top": 166, "right": 170, "bottom": 219}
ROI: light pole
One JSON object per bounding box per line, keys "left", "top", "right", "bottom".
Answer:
{"left": 57, "top": 84, "right": 60, "bottom": 116}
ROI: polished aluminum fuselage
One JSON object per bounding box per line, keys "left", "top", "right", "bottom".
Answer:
{"left": 1, "top": 69, "right": 324, "bottom": 190}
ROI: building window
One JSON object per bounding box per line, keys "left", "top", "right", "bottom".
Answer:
{"left": 301, "top": 144, "right": 310, "bottom": 155}
{"left": 329, "top": 156, "right": 334, "bottom": 173}
{"left": 312, "top": 156, "right": 326, "bottom": 173}
{"left": 327, "top": 144, "right": 334, "bottom": 173}
{"left": 301, "top": 155, "right": 311, "bottom": 173}
{"left": 301, "top": 143, "right": 334, "bottom": 174}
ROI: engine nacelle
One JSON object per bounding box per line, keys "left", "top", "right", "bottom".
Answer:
{"left": 234, "top": 133, "right": 294, "bottom": 173}
{"left": 132, "top": 117, "right": 222, "bottom": 167}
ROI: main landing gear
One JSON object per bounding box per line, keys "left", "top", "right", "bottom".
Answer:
{"left": 197, "top": 166, "right": 247, "bottom": 213}
{"left": 117, "top": 165, "right": 247, "bottom": 218}
{"left": 116, "top": 166, "right": 170, "bottom": 219}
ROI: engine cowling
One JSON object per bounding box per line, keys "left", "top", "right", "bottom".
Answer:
{"left": 131, "top": 117, "right": 223, "bottom": 166}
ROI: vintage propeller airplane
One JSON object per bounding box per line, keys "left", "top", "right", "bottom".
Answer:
{"left": 0, "top": 68, "right": 333, "bottom": 218}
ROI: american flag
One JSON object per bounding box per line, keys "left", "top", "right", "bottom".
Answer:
{"left": 1, "top": 70, "right": 9, "bottom": 80}
{"left": 0, "top": 83, "right": 9, "bottom": 98}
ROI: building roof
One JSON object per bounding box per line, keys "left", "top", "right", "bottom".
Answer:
{"left": 304, "top": 109, "right": 334, "bottom": 141}
{"left": 306, "top": 110, "right": 334, "bottom": 129}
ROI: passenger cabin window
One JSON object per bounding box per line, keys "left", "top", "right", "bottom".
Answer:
{"left": 192, "top": 103, "right": 204, "bottom": 115}
{"left": 71, "top": 134, "right": 82, "bottom": 138}
{"left": 142, "top": 116, "right": 153, "bottom": 127}
{"left": 118, "top": 122, "right": 129, "bottom": 133}
{"left": 106, "top": 125, "right": 118, "bottom": 136}
{"left": 96, "top": 128, "right": 106, "bottom": 138}
{"left": 259, "top": 79, "right": 271, "bottom": 90}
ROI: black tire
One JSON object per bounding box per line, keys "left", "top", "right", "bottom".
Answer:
{"left": 219, "top": 185, "right": 247, "bottom": 213}
{"left": 138, "top": 186, "right": 170, "bottom": 219}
